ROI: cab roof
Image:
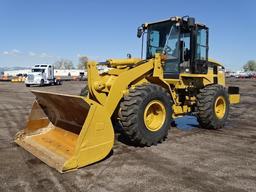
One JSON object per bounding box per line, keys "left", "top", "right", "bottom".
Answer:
{"left": 145, "top": 16, "right": 207, "bottom": 28}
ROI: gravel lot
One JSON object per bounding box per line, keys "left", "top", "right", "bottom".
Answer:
{"left": 0, "top": 79, "right": 255, "bottom": 192}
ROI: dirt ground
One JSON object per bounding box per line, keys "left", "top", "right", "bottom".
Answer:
{"left": 0, "top": 79, "right": 255, "bottom": 192}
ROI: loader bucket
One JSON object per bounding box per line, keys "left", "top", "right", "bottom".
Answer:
{"left": 15, "top": 90, "right": 114, "bottom": 172}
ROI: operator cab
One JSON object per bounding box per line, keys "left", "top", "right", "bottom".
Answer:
{"left": 137, "top": 16, "right": 209, "bottom": 78}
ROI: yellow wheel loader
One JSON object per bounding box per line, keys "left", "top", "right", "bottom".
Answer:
{"left": 15, "top": 16, "right": 240, "bottom": 172}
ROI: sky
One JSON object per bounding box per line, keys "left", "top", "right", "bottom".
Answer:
{"left": 0, "top": 0, "right": 255, "bottom": 70}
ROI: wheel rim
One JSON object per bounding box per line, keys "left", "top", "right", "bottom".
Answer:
{"left": 214, "top": 96, "right": 226, "bottom": 119}
{"left": 144, "top": 100, "right": 166, "bottom": 132}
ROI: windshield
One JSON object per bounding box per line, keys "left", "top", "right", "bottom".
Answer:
{"left": 146, "top": 21, "right": 173, "bottom": 58}
{"left": 32, "top": 68, "right": 45, "bottom": 73}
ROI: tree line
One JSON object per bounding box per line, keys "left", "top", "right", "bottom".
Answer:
{"left": 54, "top": 56, "right": 256, "bottom": 72}
{"left": 53, "top": 56, "right": 88, "bottom": 70}
{"left": 243, "top": 60, "right": 256, "bottom": 71}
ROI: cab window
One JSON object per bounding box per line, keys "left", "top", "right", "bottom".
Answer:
{"left": 147, "top": 21, "right": 172, "bottom": 58}
{"left": 163, "top": 25, "right": 180, "bottom": 74}
{"left": 196, "top": 28, "right": 208, "bottom": 60}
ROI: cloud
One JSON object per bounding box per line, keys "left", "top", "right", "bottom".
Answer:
{"left": 29, "top": 52, "right": 36, "bottom": 56}
{"left": 39, "top": 52, "right": 53, "bottom": 58}
{"left": 1, "top": 49, "right": 58, "bottom": 60}
{"left": 12, "top": 49, "right": 21, "bottom": 54}
{"left": 2, "top": 49, "right": 21, "bottom": 56}
{"left": 28, "top": 51, "right": 54, "bottom": 58}
{"left": 77, "top": 53, "right": 88, "bottom": 58}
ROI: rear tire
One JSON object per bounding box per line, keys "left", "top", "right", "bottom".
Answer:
{"left": 118, "top": 83, "right": 172, "bottom": 146}
{"left": 197, "top": 84, "right": 229, "bottom": 129}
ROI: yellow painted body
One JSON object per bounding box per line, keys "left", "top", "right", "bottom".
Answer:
{"left": 15, "top": 53, "right": 240, "bottom": 172}
{"left": 15, "top": 57, "right": 154, "bottom": 172}
{"left": 229, "top": 94, "right": 240, "bottom": 104}
{"left": 15, "top": 91, "right": 114, "bottom": 172}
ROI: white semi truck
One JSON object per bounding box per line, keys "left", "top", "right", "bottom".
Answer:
{"left": 25, "top": 64, "right": 61, "bottom": 87}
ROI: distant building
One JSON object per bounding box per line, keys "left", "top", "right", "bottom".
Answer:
{"left": 3, "top": 69, "right": 30, "bottom": 76}
{"left": 3, "top": 69, "right": 87, "bottom": 79}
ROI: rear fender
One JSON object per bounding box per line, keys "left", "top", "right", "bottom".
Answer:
{"left": 228, "top": 86, "right": 240, "bottom": 104}
{"left": 147, "top": 76, "right": 177, "bottom": 105}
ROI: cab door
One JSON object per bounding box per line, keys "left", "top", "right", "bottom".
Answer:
{"left": 163, "top": 25, "right": 180, "bottom": 79}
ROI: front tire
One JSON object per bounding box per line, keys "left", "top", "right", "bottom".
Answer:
{"left": 197, "top": 84, "right": 229, "bottom": 129}
{"left": 118, "top": 83, "right": 172, "bottom": 146}
{"left": 40, "top": 79, "right": 44, "bottom": 87}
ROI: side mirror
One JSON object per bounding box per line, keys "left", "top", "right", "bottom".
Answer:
{"left": 188, "top": 17, "right": 195, "bottom": 27}
{"left": 137, "top": 27, "right": 143, "bottom": 38}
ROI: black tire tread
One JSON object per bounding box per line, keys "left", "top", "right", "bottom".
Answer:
{"left": 119, "top": 83, "right": 172, "bottom": 146}
{"left": 80, "top": 85, "right": 89, "bottom": 96}
{"left": 197, "top": 84, "right": 229, "bottom": 129}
